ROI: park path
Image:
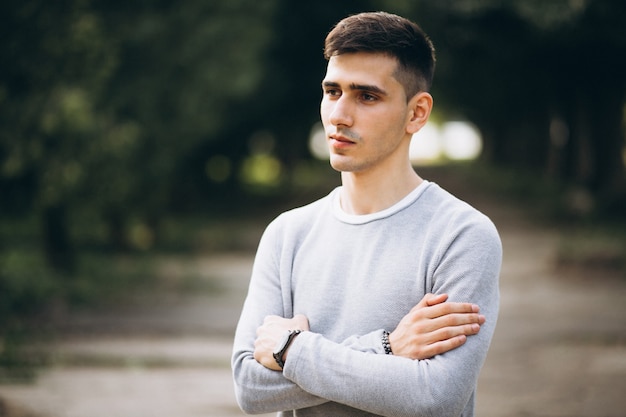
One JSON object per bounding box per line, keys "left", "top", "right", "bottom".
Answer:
{"left": 1, "top": 170, "right": 625, "bottom": 417}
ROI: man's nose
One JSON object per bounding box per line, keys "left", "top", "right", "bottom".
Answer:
{"left": 329, "top": 96, "right": 353, "bottom": 127}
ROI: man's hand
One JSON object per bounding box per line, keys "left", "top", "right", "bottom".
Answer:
{"left": 254, "top": 314, "right": 310, "bottom": 371}
{"left": 389, "top": 293, "right": 485, "bottom": 360}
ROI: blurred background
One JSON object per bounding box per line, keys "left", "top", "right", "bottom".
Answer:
{"left": 0, "top": 0, "right": 625, "bottom": 416}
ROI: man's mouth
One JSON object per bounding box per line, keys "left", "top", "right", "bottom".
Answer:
{"left": 329, "top": 132, "right": 357, "bottom": 144}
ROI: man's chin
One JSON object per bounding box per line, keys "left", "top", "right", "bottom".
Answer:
{"left": 329, "top": 157, "right": 351, "bottom": 173}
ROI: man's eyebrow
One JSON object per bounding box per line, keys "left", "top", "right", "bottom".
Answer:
{"left": 349, "top": 83, "right": 388, "bottom": 96}
{"left": 322, "top": 81, "right": 388, "bottom": 96}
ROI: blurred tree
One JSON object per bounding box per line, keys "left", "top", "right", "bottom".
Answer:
{"left": 0, "top": 0, "right": 117, "bottom": 272}
{"left": 91, "top": 0, "right": 279, "bottom": 245}
{"left": 543, "top": 0, "right": 626, "bottom": 207}
{"left": 0, "top": 0, "right": 280, "bottom": 270}
{"left": 406, "top": 0, "right": 626, "bottom": 212}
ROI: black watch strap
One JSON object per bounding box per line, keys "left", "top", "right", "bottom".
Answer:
{"left": 273, "top": 329, "right": 302, "bottom": 369}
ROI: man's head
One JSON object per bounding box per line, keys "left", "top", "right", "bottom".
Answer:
{"left": 324, "top": 11, "right": 436, "bottom": 100}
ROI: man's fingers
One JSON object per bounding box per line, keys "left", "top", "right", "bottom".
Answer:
{"left": 434, "top": 322, "right": 481, "bottom": 341}
{"left": 392, "top": 298, "right": 486, "bottom": 360}
{"left": 262, "top": 315, "right": 283, "bottom": 325}
{"left": 415, "top": 314, "right": 482, "bottom": 338}
{"left": 423, "top": 301, "right": 481, "bottom": 320}
{"left": 418, "top": 324, "right": 480, "bottom": 359}
{"left": 262, "top": 314, "right": 309, "bottom": 329}
{"left": 410, "top": 295, "right": 481, "bottom": 320}
{"left": 424, "top": 293, "right": 448, "bottom": 307}
{"left": 430, "top": 312, "right": 485, "bottom": 330}
{"left": 417, "top": 335, "right": 468, "bottom": 360}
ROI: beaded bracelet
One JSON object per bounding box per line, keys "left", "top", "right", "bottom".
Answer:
{"left": 382, "top": 330, "right": 393, "bottom": 355}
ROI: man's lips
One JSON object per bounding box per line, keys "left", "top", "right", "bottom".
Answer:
{"left": 329, "top": 134, "right": 356, "bottom": 147}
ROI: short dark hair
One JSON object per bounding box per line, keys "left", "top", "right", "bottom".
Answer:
{"left": 324, "top": 11, "right": 436, "bottom": 98}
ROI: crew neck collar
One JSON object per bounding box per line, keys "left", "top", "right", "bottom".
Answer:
{"left": 331, "top": 180, "right": 430, "bottom": 225}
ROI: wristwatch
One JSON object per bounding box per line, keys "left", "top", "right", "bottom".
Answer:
{"left": 273, "top": 329, "right": 302, "bottom": 369}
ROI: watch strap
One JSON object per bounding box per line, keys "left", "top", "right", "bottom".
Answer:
{"left": 273, "top": 329, "right": 302, "bottom": 369}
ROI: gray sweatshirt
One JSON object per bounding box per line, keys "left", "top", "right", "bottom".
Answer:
{"left": 232, "top": 181, "right": 502, "bottom": 416}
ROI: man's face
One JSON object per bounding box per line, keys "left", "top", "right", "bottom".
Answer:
{"left": 320, "top": 52, "right": 413, "bottom": 174}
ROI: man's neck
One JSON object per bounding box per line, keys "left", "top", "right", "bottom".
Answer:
{"left": 339, "top": 164, "right": 423, "bottom": 215}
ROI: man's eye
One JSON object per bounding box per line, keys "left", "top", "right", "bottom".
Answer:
{"left": 325, "top": 89, "right": 340, "bottom": 97}
{"left": 361, "top": 93, "right": 377, "bottom": 102}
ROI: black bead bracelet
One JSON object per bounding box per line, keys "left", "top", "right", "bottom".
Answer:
{"left": 382, "top": 330, "right": 393, "bottom": 355}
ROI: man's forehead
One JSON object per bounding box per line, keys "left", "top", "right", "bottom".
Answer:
{"left": 323, "top": 53, "right": 399, "bottom": 87}
{"left": 322, "top": 57, "right": 407, "bottom": 100}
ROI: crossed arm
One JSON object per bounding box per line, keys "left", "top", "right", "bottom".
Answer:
{"left": 232, "top": 210, "right": 501, "bottom": 415}
{"left": 254, "top": 292, "right": 485, "bottom": 371}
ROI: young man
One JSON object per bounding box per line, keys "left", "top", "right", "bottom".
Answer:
{"left": 232, "top": 11, "right": 501, "bottom": 417}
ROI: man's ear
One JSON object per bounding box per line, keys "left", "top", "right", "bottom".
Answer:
{"left": 406, "top": 92, "right": 433, "bottom": 135}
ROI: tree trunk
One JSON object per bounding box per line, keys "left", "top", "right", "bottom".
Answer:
{"left": 42, "top": 204, "right": 75, "bottom": 274}
{"left": 588, "top": 87, "right": 625, "bottom": 199}
{"left": 104, "top": 208, "right": 129, "bottom": 252}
